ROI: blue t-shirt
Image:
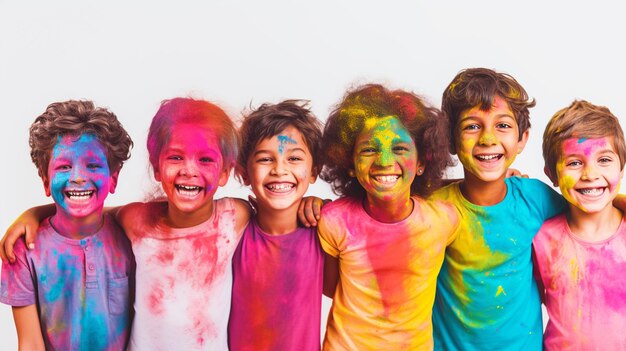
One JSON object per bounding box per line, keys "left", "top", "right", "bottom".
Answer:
{"left": 430, "top": 177, "right": 565, "bottom": 351}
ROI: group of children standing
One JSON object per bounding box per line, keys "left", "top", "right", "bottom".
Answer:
{"left": 0, "top": 67, "right": 625, "bottom": 350}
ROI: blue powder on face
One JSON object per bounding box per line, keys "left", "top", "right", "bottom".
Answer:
{"left": 577, "top": 138, "right": 587, "bottom": 144}
{"left": 277, "top": 135, "right": 297, "bottom": 154}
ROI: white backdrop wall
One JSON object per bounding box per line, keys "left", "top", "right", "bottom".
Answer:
{"left": 1, "top": 1, "right": 625, "bottom": 348}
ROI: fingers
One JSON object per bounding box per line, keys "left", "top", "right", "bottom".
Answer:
{"left": 0, "top": 236, "right": 7, "bottom": 263}
{"left": 297, "top": 199, "right": 314, "bottom": 227}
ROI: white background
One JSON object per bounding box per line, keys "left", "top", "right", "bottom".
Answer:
{"left": 1, "top": 1, "right": 625, "bottom": 348}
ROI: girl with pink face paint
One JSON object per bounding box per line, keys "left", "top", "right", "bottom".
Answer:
{"left": 535, "top": 100, "right": 626, "bottom": 350}
{"left": 318, "top": 84, "right": 459, "bottom": 350}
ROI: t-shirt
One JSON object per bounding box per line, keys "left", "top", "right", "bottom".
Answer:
{"left": 533, "top": 214, "right": 626, "bottom": 350}
{"left": 125, "top": 198, "right": 243, "bottom": 351}
{"left": 228, "top": 218, "right": 324, "bottom": 351}
{"left": 318, "top": 195, "right": 458, "bottom": 350}
{"left": 431, "top": 177, "right": 565, "bottom": 351}
{"left": 0, "top": 214, "right": 134, "bottom": 351}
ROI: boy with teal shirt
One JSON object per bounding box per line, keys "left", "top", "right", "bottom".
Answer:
{"left": 430, "top": 68, "right": 566, "bottom": 350}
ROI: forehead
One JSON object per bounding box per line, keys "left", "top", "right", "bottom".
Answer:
{"left": 255, "top": 125, "right": 310, "bottom": 151}
{"left": 52, "top": 133, "right": 107, "bottom": 159}
{"left": 561, "top": 137, "right": 615, "bottom": 155}
{"left": 165, "top": 124, "right": 222, "bottom": 152}
{"left": 358, "top": 116, "right": 412, "bottom": 142}
{"left": 460, "top": 95, "right": 514, "bottom": 119}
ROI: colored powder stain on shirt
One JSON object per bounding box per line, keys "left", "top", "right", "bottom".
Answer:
{"left": 495, "top": 285, "right": 506, "bottom": 297}
{"left": 277, "top": 135, "right": 296, "bottom": 154}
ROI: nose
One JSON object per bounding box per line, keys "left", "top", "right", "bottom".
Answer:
{"left": 69, "top": 165, "right": 87, "bottom": 184}
{"left": 581, "top": 164, "right": 600, "bottom": 181}
{"left": 271, "top": 160, "right": 288, "bottom": 175}
{"left": 375, "top": 149, "right": 394, "bottom": 167}
{"left": 478, "top": 129, "right": 497, "bottom": 146}
{"left": 180, "top": 159, "right": 198, "bottom": 177}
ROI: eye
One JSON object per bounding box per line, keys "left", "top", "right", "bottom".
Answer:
{"left": 199, "top": 157, "right": 215, "bottom": 163}
{"left": 56, "top": 165, "right": 71, "bottom": 171}
{"left": 256, "top": 157, "right": 273, "bottom": 163}
{"left": 393, "top": 145, "right": 410, "bottom": 153}
{"left": 87, "top": 163, "right": 103, "bottom": 170}
{"left": 598, "top": 157, "right": 614, "bottom": 164}
{"left": 496, "top": 122, "right": 512, "bottom": 129}
{"left": 288, "top": 156, "right": 303, "bottom": 162}
{"left": 462, "top": 124, "right": 480, "bottom": 131}
{"left": 566, "top": 160, "right": 582, "bottom": 167}
{"left": 360, "top": 146, "right": 377, "bottom": 154}
{"left": 167, "top": 155, "right": 182, "bottom": 161}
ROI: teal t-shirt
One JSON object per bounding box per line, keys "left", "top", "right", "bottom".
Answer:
{"left": 431, "top": 177, "right": 565, "bottom": 351}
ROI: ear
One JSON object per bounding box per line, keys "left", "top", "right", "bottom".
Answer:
{"left": 238, "top": 165, "right": 251, "bottom": 186}
{"left": 348, "top": 168, "right": 356, "bottom": 178}
{"left": 218, "top": 167, "right": 230, "bottom": 187}
{"left": 109, "top": 171, "right": 120, "bottom": 194}
{"left": 517, "top": 129, "right": 530, "bottom": 154}
{"left": 42, "top": 176, "right": 51, "bottom": 197}
{"left": 309, "top": 166, "right": 319, "bottom": 184}
{"left": 153, "top": 167, "right": 161, "bottom": 182}
{"left": 544, "top": 166, "right": 558, "bottom": 187}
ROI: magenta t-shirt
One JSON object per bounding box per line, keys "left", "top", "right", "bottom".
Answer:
{"left": 228, "top": 218, "right": 324, "bottom": 351}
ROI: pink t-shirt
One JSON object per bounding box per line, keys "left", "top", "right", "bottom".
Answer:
{"left": 533, "top": 214, "right": 626, "bottom": 350}
{"left": 228, "top": 218, "right": 324, "bottom": 351}
{"left": 124, "top": 198, "right": 243, "bottom": 351}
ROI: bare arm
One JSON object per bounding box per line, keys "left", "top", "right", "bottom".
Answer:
{"left": 12, "top": 304, "right": 45, "bottom": 351}
{"left": 322, "top": 253, "right": 339, "bottom": 298}
{"left": 1, "top": 204, "right": 55, "bottom": 263}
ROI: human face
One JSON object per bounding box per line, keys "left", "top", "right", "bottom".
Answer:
{"left": 245, "top": 125, "right": 316, "bottom": 214}
{"left": 154, "top": 124, "right": 229, "bottom": 225}
{"left": 556, "top": 137, "right": 623, "bottom": 214}
{"left": 456, "top": 95, "right": 529, "bottom": 184}
{"left": 352, "top": 116, "right": 420, "bottom": 203}
{"left": 44, "top": 134, "right": 117, "bottom": 221}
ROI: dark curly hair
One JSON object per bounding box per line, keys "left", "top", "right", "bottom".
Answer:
{"left": 236, "top": 100, "right": 323, "bottom": 182}
{"left": 320, "top": 84, "right": 453, "bottom": 199}
{"left": 29, "top": 100, "right": 133, "bottom": 179}
{"left": 442, "top": 67, "right": 535, "bottom": 153}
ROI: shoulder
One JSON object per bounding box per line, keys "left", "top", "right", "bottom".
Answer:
{"left": 117, "top": 201, "right": 166, "bottom": 238}
{"left": 508, "top": 176, "right": 553, "bottom": 193}
{"left": 320, "top": 197, "right": 358, "bottom": 217}
{"left": 535, "top": 214, "right": 568, "bottom": 240}
{"left": 429, "top": 182, "right": 461, "bottom": 202}
{"left": 219, "top": 197, "right": 252, "bottom": 236}
{"left": 417, "top": 196, "right": 460, "bottom": 229}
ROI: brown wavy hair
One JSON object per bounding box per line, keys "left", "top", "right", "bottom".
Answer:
{"left": 29, "top": 100, "right": 133, "bottom": 178}
{"left": 442, "top": 67, "right": 535, "bottom": 153}
{"left": 235, "top": 100, "right": 323, "bottom": 182}
{"left": 320, "top": 83, "right": 453, "bottom": 199}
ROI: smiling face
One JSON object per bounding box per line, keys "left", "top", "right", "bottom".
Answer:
{"left": 352, "top": 116, "right": 420, "bottom": 204}
{"left": 45, "top": 133, "right": 117, "bottom": 222}
{"left": 456, "top": 95, "right": 529, "bottom": 184}
{"left": 154, "top": 123, "right": 229, "bottom": 226}
{"left": 556, "top": 137, "right": 623, "bottom": 214}
{"left": 245, "top": 125, "right": 316, "bottom": 214}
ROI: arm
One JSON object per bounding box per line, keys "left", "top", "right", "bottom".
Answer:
{"left": 1, "top": 204, "right": 55, "bottom": 263}
{"left": 297, "top": 197, "right": 331, "bottom": 227}
{"left": 12, "top": 304, "right": 45, "bottom": 351}
{"left": 322, "top": 253, "right": 339, "bottom": 298}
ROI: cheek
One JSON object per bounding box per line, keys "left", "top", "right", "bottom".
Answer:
{"left": 558, "top": 174, "right": 576, "bottom": 192}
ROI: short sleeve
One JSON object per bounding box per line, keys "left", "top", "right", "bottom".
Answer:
{"left": 0, "top": 239, "right": 37, "bottom": 307}
{"left": 317, "top": 216, "right": 341, "bottom": 257}
{"left": 530, "top": 179, "right": 567, "bottom": 220}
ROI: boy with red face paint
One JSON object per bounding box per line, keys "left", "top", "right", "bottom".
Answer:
{"left": 0, "top": 100, "right": 134, "bottom": 350}
{"left": 534, "top": 100, "right": 626, "bottom": 350}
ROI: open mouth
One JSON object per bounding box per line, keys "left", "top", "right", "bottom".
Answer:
{"left": 576, "top": 187, "right": 606, "bottom": 197}
{"left": 475, "top": 154, "right": 503, "bottom": 162}
{"left": 373, "top": 175, "right": 400, "bottom": 184}
{"left": 175, "top": 184, "right": 203, "bottom": 197}
{"left": 65, "top": 190, "right": 94, "bottom": 201}
{"left": 265, "top": 183, "right": 295, "bottom": 193}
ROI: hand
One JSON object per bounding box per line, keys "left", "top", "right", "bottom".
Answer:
{"left": 297, "top": 197, "right": 330, "bottom": 227}
{"left": 1, "top": 220, "right": 36, "bottom": 264}
{"left": 506, "top": 168, "right": 528, "bottom": 178}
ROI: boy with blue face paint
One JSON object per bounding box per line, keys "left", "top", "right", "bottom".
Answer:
{"left": 0, "top": 100, "right": 134, "bottom": 350}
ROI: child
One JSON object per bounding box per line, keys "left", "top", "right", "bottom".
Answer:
{"left": 534, "top": 100, "right": 626, "bottom": 350}
{"left": 0, "top": 100, "right": 135, "bottom": 350}
{"left": 430, "top": 68, "right": 565, "bottom": 350}
{"left": 116, "top": 97, "right": 251, "bottom": 350}
{"left": 318, "top": 84, "right": 459, "bottom": 350}
{"left": 228, "top": 100, "right": 325, "bottom": 351}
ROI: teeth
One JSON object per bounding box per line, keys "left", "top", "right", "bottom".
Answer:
{"left": 66, "top": 190, "right": 94, "bottom": 201}
{"left": 266, "top": 183, "right": 294, "bottom": 192}
{"left": 374, "top": 175, "right": 400, "bottom": 183}
{"left": 476, "top": 154, "right": 501, "bottom": 161}
{"left": 175, "top": 185, "right": 202, "bottom": 196}
{"left": 578, "top": 188, "right": 604, "bottom": 196}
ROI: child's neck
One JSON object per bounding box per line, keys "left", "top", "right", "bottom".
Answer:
{"left": 165, "top": 200, "right": 214, "bottom": 228}
{"left": 460, "top": 172, "right": 507, "bottom": 206}
{"left": 363, "top": 194, "right": 414, "bottom": 223}
{"left": 51, "top": 208, "right": 104, "bottom": 240}
{"left": 567, "top": 205, "right": 623, "bottom": 242}
{"left": 255, "top": 204, "right": 299, "bottom": 235}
